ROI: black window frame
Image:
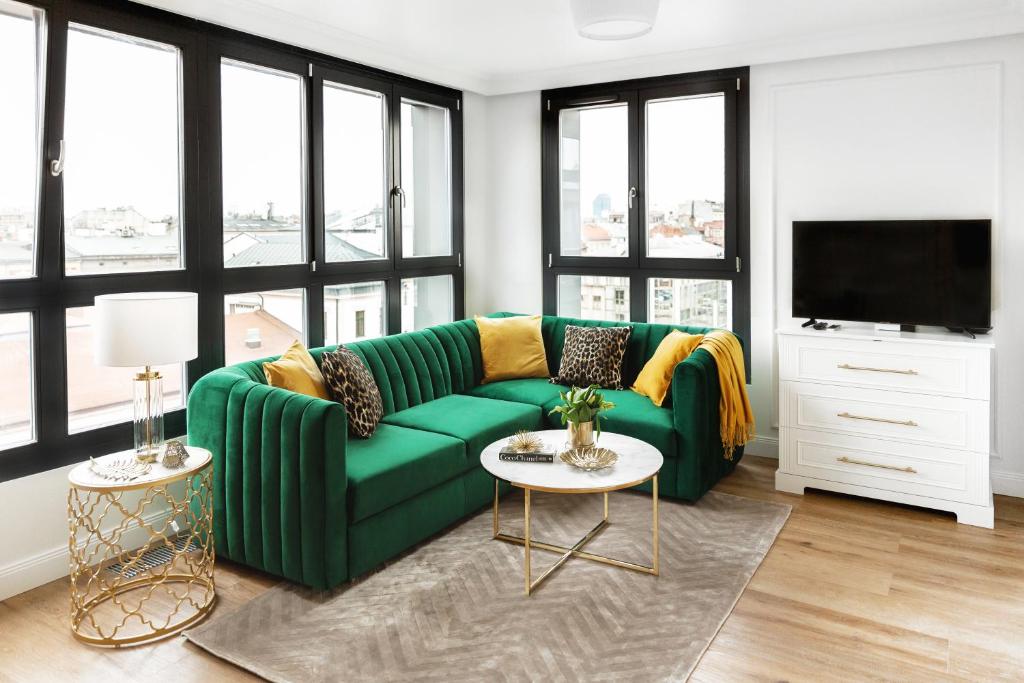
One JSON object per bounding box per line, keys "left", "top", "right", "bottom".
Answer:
{"left": 541, "top": 67, "right": 750, "bottom": 373}
{"left": 0, "top": 0, "right": 464, "bottom": 483}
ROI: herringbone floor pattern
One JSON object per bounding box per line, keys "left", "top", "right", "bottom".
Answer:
{"left": 186, "top": 490, "right": 790, "bottom": 682}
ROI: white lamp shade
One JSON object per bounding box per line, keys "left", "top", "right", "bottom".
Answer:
{"left": 94, "top": 291, "right": 198, "bottom": 367}
{"left": 570, "top": 0, "right": 659, "bottom": 40}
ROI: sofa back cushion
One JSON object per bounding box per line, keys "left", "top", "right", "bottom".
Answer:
{"left": 218, "top": 315, "right": 716, "bottom": 416}
{"left": 308, "top": 320, "right": 483, "bottom": 417}
{"left": 488, "top": 313, "right": 716, "bottom": 389}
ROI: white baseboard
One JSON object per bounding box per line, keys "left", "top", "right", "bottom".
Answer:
{"left": 992, "top": 470, "right": 1024, "bottom": 498}
{"left": 0, "top": 507, "right": 171, "bottom": 603}
{"left": 744, "top": 434, "right": 779, "bottom": 458}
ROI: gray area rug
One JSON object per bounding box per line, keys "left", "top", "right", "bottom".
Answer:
{"left": 186, "top": 489, "right": 790, "bottom": 682}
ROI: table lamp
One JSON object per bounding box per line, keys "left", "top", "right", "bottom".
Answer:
{"left": 94, "top": 292, "right": 199, "bottom": 463}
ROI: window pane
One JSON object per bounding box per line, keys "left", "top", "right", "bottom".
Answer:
{"left": 324, "top": 281, "right": 385, "bottom": 345}
{"left": 559, "top": 104, "right": 628, "bottom": 258}
{"left": 66, "top": 306, "right": 184, "bottom": 433}
{"left": 557, "top": 275, "right": 630, "bottom": 322}
{"left": 63, "top": 25, "right": 183, "bottom": 275}
{"left": 324, "top": 83, "right": 386, "bottom": 262}
{"left": 0, "top": 312, "right": 33, "bottom": 448}
{"left": 0, "top": 1, "right": 44, "bottom": 280}
{"left": 222, "top": 60, "right": 304, "bottom": 267}
{"left": 400, "top": 99, "right": 451, "bottom": 258}
{"left": 648, "top": 278, "right": 731, "bottom": 329}
{"left": 224, "top": 289, "right": 305, "bottom": 365}
{"left": 401, "top": 275, "right": 452, "bottom": 331}
{"left": 645, "top": 93, "right": 725, "bottom": 259}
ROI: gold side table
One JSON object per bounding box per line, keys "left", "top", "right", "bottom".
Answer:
{"left": 67, "top": 446, "right": 215, "bottom": 646}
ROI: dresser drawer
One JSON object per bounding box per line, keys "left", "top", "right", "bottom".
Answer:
{"left": 780, "top": 428, "right": 987, "bottom": 505}
{"left": 778, "top": 334, "right": 990, "bottom": 399}
{"left": 780, "top": 381, "right": 989, "bottom": 452}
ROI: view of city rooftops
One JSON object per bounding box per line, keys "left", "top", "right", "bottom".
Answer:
{"left": 0, "top": 202, "right": 388, "bottom": 277}
{"left": 566, "top": 192, "right": 725, "bottom": 259}
{"left": 559, "top": 93, "right": 726, "bottom": 260}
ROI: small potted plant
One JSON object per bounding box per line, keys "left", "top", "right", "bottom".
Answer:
{"left": 549, "top": 384, "right": 615, "bottom": 448}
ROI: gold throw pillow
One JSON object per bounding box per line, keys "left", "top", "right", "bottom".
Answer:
{"left": 632, "top": 330, "right": 703, "bottom": 407}
{"left": 475, "top": 315, "right": 549, "bottom": 384}
{"left": 263, "top": 340, "right": 330, "bottom": 400}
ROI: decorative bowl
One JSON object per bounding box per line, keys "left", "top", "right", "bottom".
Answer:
{"left": 559, "top": 446, "right": 618, "bottom": 471}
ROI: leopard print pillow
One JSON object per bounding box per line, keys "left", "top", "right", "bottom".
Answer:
{"left": 552, "top": 325, "right": 632, "bottom": 389}
{"left": 321, "top": 347, "right": 383, "bottom": 439}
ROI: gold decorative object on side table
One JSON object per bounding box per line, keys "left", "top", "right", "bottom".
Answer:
{"left": 161, "top": 439, "right": 189, "bottom": 469}
{"left": 67, "top": 446, "right": 215, "bottom": 646}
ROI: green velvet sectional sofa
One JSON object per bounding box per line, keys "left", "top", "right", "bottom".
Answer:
{"left": 186, "top": 313, "right": 744, "bottom": 589}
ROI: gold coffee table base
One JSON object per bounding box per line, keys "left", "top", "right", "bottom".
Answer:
{"left": 492, "top": 475, "right": 659, "bottom": 595}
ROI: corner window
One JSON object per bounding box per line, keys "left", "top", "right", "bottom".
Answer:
{"left": 543, "top": 69, "right": 749, "bottom": 365}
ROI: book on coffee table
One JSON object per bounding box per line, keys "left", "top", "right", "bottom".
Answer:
{"left": 498, "top": 447, "right": 555, "bottom": 463}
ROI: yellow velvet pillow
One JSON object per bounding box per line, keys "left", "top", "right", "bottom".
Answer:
{"left": 475, "top": 315, "right": 550, "bottom": 384}
{"left": 263, "top": 340, "right": 330, "bottom": 400}
{"left": 632, "top": 330, "right": 703, "bottom": 407}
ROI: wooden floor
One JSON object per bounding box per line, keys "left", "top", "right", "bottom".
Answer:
{"left": 1, "top": 455, "right": 1022, "bottom": 682}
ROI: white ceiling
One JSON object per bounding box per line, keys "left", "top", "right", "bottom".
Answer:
{"left": 142, "top": 0, "right": 1024, "bottom": 94}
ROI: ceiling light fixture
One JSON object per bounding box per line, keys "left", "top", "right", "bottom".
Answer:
{"left": 570, "top": 0, "right": 660, "bottom": 41}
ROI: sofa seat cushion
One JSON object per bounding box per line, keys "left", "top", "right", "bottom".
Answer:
{"left": 466, "top": 378, "right": 568, "bottom": 408}
{"left": 382, "top": 394, "right": 543, "bottom": 466}
{"left": 543, "top": 389, "right": 677, "bottom": 458}
{"left": 346, "top": 423, "right": 467, "bottom": 522}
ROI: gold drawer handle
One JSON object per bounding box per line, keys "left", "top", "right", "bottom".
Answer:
{"left": 837, "top": 363, "right": 918, "bottom": 375}
{"left": 837, "top": 411, "right": 918, "bottom": 427}
{"left": 837, "top": 456, "right": 917, "bottom": 474}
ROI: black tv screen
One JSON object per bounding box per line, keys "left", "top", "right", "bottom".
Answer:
{"left": 792, "top": 220, "right": 991, "bottom": 330}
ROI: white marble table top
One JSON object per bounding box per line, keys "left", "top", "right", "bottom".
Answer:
{"left": 480, "top": 430, "right": 663, "bottom": 493}
{"left": 68, "top": 446, "right": 212, "bottom": 492}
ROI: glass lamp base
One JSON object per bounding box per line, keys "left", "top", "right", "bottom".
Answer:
{"left": 133, "top": 369, "right": 164, "bottom": 463}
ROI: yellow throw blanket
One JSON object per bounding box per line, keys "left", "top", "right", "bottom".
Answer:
{"left": 697, "top": 330, "right": 755, "bottom": 460}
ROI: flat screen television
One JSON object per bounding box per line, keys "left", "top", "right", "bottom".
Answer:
{"left": 792, "top": 219, "right": 991, "bottom": 330}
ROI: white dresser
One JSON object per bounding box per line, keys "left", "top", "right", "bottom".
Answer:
{"left": 775, "top": 327, "right": 994, "bottom": 527}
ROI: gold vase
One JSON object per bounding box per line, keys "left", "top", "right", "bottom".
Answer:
{"left": 567, "top": 420, "right": 595, "bottom": 448}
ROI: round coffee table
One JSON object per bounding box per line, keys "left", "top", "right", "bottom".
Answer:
{"left": 481, "top": 430, "right": 663, "bottom": 595}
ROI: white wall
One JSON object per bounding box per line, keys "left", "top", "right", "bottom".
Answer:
{"left": 0, "top": 461, "right": 177, "bottom": 601}
{"left": 463, "top": 91, "right": 543, "bottom": 317}
{"left": 750, "top": 34, "right": 1024, "bottom": 495}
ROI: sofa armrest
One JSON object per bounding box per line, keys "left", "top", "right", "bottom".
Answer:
{"left": 187, "top": 370, "right": 349, "bottom": 589}
{"left": 669, "top": 347, "right": 739, "bottom": 500}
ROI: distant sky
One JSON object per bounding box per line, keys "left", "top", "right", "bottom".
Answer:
{"left": 322, "top": 82, "right": 386, "bottom": 218}
{"left": 574, "top": 93, "right": 725, "bottom": 219}
{"left": 221, "top": 60, "right": 303, "bottom": 219}
{"left": 63, "top": 25, "right": 181, "bottom": 219}
{"left": 0, "top": 8, "right": 38, "bottom": 215}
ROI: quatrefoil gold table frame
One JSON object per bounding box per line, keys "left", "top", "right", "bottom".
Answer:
{"left": 67, "top": 447, "right": 215, "bottom": 647}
